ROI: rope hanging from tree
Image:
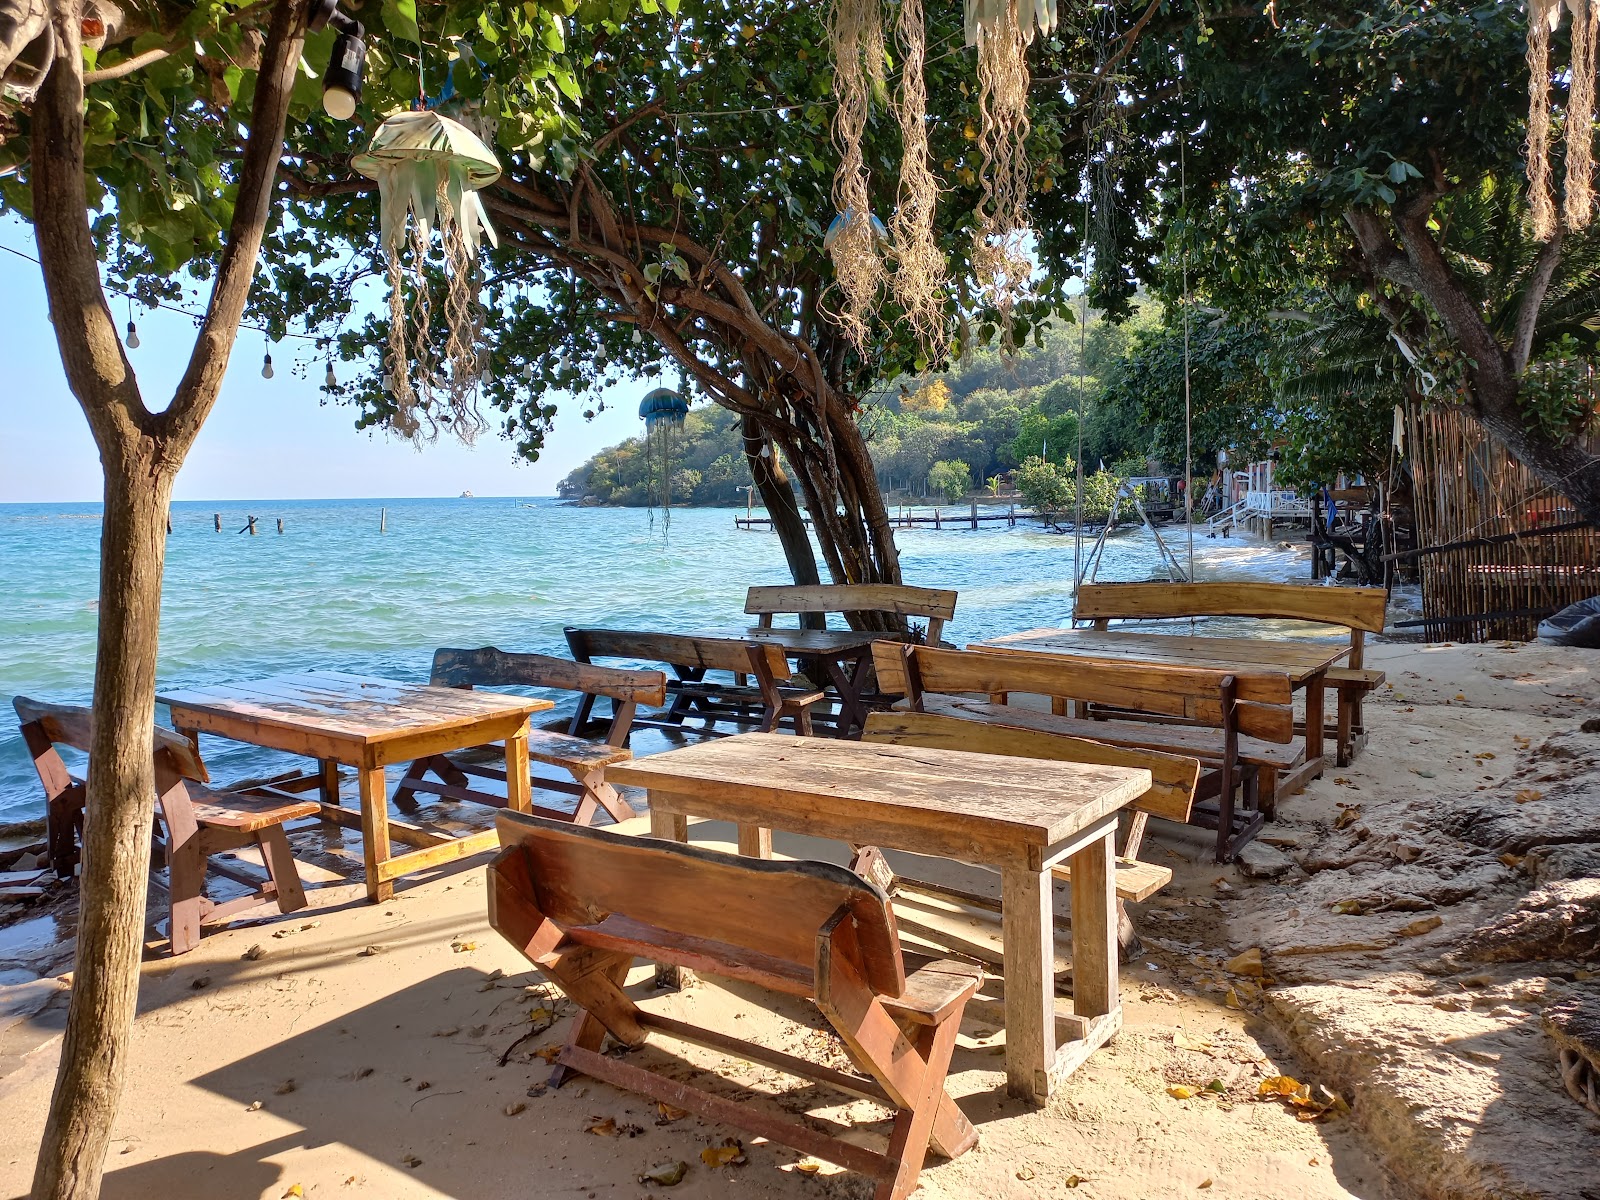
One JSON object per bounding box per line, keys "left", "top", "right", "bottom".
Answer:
{"left": 826, "top": 0, "right": 888, "bottom": 350}
{"left": 891, "top": 0, "right": 948, "bottom": 357}
{"left": 1527, "top": 0, "right": 1598, "bottom": 239}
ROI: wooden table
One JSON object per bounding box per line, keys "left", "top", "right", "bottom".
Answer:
{"left": 606, "top": 732, "right": 1151, "bottom": 1104}
{"left": 977, "top": 628, "right": 1348, "bottom": 777}
{"left": 159, "top": 671, "right": 552, "bottom": 902}
{"left": 743, "top": 626, "right": 895, "bottom": 735}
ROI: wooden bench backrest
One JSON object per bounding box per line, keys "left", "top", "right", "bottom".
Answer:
{"left": 566, "top": 628, "right": 793, "bottom": 681}
{"left": 862, "top": 710, "right": 1200, "bottom": 823}
{"left": 871, "top": 642, "right": 1295, "bottom": 743}
{"left": 430, "top": 647, "right": 668, "bottom": 707}
{"left": 493, "top": 810, "right": 904, "bottom": 996}
{"left": 745, "top": 584, "right": 958, "bottom": 641}
{"left": 13, "top": 696, "right": 209, "bottom": 783}
{"left": 1073, "top": 582, "right": 1387, "bottom": 669}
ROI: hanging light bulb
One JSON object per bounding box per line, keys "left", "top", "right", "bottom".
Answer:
{"left": 481, "top": 358, "right": 495, "bottom": 384}
{"left": 522, "top": 362, "right": 536, "bottom": 380}
{"left": 125, "top": 319, "right": 140, "bottom": 349}
{"left": 261, "top": 351, "right": 274, "bottom": 380}
{"left": 631, "top": 328, "right": 643, "bottom": 345}
{"left": 324, "top": 360, "right": 337, "bottom": 387}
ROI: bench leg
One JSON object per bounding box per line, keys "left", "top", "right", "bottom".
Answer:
{"left": 878, "top": 1016, "right": 966, "bottom": 1200}
{"left": 572, "top": 768, "right": 634, "bottom": 825}
{"left": 1336, "top": 693, "right": 1358, "bottom": 768}
{"left": 358, "top": 764, "right": 393, "bottom": 903}
{"left": 1302, "top": 675, "right": 1327, "bottom": 771}
{"left": 168, "top": 834, "right": 206, "bottom": 956}
{"left": 257, "top": 825, "right": 308, "bottom": 913}
{"left": 1000, "top": 865, "right": 1055, "bottom": 1102}
{"left": 548, "top": 953, "right": 641, "bottom": 1089}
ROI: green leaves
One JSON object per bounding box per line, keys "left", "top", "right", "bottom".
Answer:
{"left": 383, "top": 0, "right": 420, "bottom": 44}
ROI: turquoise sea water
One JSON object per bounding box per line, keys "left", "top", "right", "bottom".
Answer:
{"left": 0, "top": 496, "right": 1304, "bottom": 830}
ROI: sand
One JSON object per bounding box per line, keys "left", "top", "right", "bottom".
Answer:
{"left": 0, "top": 637, "right": 1596, "bottom": 1200}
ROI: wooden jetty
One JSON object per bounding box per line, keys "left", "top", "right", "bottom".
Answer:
{"left": 737, "top": 503, "right": 1023, "bottom": 532}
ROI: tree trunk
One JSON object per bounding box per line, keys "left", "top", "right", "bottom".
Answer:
{"left": 741, "top": 415, "right": 822, "bottom": 594}
{"left": 31, "top": 451, "right": 172, "bottom": 1200}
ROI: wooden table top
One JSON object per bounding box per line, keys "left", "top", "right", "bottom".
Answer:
{"left": 976, "top": 628, "right": 1349, "bottom": 683}
{"left": 159, "top": 671, "right": 552, "bottom": 746}
{"left": 607, "top": 732, "right": 1150, "bottom": 854}
{"left": 742, "top": 627, "right": 895, "bottom": 654}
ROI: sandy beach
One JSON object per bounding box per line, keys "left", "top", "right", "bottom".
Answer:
{"left": 1, "top": 637, "right": 1596, "bottom": 1200}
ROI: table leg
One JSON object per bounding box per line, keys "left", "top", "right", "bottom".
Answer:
{"left": 1068, "top": 832, "right": 1119, "bottom": 1023}
{"left": 737, "top": 824, "right": 773, "bottom": 858}
{"left": 504, "top": 726, "right": 532, "bottom": 814}
{"left": 1303, "top": 673, "right": 1327, "bottom": 769}
{"left": 358, "top": 765, "right": 393, "bottom": 903}
{"left": 823, "top": 656, "right": 871, "bottom": 738}
{"left": 649, "top": 800, "right": 689, "bottom": 988}
{"left": 319, "top": 758, "right": 341, "bottom": 806}
{"left": 1000, "top": 865, "right": 1056, "bottom": 1103}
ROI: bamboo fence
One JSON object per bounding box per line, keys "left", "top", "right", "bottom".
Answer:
{"left": 1406, "top": 405, "right": 1599, "bottom": 642}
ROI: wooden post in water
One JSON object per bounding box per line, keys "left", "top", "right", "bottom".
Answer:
{"left": 246, "top": 515, "right": 258, "bottom": 536}
{"left": 1009, "top": 504, "right": 1016, "bottom": 527}
{"left": 277, "top": 518, "right": 285, "bottom": 535}
{"left": 380, "top": 507, "right": 387, "bottom": 534}
{"left": 165, "top": 511, "right": 172, "bottom": 535}
{"left": 934, "top": 508, "right": 941, "bottom": 530}
{"left": 970, "top": 501, "right": 978, "bottom": 530}
{"left": 213, "top": 513, "right": 221, "bottom": 532}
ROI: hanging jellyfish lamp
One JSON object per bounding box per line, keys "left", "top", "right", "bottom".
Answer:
{"left": 639, "top": 386, "right": 690, "bottom": 530}
{"left": 351, "top": 109, "right": 501, "bottom": 441}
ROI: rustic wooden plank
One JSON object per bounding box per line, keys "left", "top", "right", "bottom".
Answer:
{"left": 610, "top": 734, "right": 1150, "bottom": 854}
{"left": 1073, "top": 581, "right": 1388, "bottom": 633}
{"left": 429, "top": 647, "right": 668, "bottom": 706}
{"left": 1001, "top": 866, "right": 1055, "bottom": 1101}
{"left": 745, "top": 584, "right": 958, "bottom": 622}
{"left": 978, "top": 629, "right": 1346, "bottom": 683}
{"left": 375, "top": 828, "right": 501, "bottom": 881}
{"left": 568, "top": 629, "right": 793, "bottom": 681}
{"left": 1067, "top": 834, "right": 1118, "bottom": 1022}
{"left": 918, "top": 696, "right": 1303, "bottom": 769}
{"left": 743, "top": 628, "right": 886, "bottom": 654}
{"left": 862, "top": 710, "right": 1200, "bottom": 824}
{"left": 358, "top": 765, "right": 393, "bottom": 903}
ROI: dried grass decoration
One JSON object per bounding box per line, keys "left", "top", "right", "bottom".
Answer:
{"left": 966, "top": 0, "right": 1055, "bottom": 340}
{"left": 1527, "top": 0, "right": 1599, "bottom": 240}
{"left": 891, "top": 0, "right": 947, "bottom": 358}
{"left": 827, "top": 0, "right": 889, "bottom": 350}
{"left": 352, "top": 110, "right": 502, "bottom": 440}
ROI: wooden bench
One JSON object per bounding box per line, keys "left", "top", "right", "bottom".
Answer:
{"left": 565, "top": 627, "right": 823, "bottom": 735}
{"left": 14, "top": 697, "right": 318, "bottom": 954}
{"left": 871, "top": 642, "right": 1297, "bottom": 862}
{"left": 746, "top": 583, "right": 959, "bottom": 644}
{"left": 393, "top": 647, "right": 668, "bottom": 825}
{"left": 488, "top": 810, "right": 982, "bottom": 1200}
{"left": 1074, "top": 581, "right": 1389, "bottom": 766}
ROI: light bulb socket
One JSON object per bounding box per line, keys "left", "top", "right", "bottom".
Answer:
{"left": 322, "top": 28, "right": 365, "bottom": 120}
{"left": 125, "top": 320, "right": 140, "bottom": 349}
{"left": 262, "top": 352, "right": 274, "bottom": 380}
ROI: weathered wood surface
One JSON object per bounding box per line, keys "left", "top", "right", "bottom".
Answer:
{"left": 861, "top": 709, "right": 1199, "bottom": 824}
{"left": 488, "top": 812, "right": 980, "bottom": 1197}
{"left": 1073, "top": 581, "right": 1388, "bottom": 633}
{"left": 742, "top": 627, "right": 888, "bottom": 654}
{"left": 607, "top": 733, "right": 1149, "bottom": 860}
{"left": 430, "top": 646, "right": 667, "bottom": 706}
{"left": 609, "top": 731, "right": 1143, "bottom": 1102}
{"left": 974, "top": 629, "right": 1345, "bottom": 684}
{"left": 160, "top": 671, "right": 551, "bottom": 745}
{"left": 565, "top": 628, "right": 794, "bottom": 680}
{"left": 876, "top": 641, "right": 1297, "bottom": 743}
{"left": 745, "top": 583, "right": 959, "bottom": 621}
{"left": 161, "top": 672, "right": 546, "bottom": 901}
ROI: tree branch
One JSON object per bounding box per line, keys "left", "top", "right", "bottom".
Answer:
{"left": 157, "top": 0, "right": 306, "bottom": 450}
{"left": 1510, "top": 233, "right": 1563, "bottom": 374}
{"left": 82, "top": 45, "right": 169, "bottom": 83}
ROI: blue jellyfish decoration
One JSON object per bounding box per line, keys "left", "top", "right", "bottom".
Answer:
{"left": 639, "top": 386, "right": 690, "bottom": 530}
{"left": 823, "top": 209, "right": 889, "bottom": 253}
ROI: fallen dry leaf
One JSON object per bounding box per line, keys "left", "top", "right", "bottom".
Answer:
{"left": 701, "top": 1138, "right": 746, "bottom": 1167}
{"left": 1332, "top": 899, "right": 1364, "bottom": 915}
{"left": 1198, "top": 1181, "right": 1213, "bottom": 1191}
{"left": 359, "top": 945, "right": 384, "bottom": 957}
{"left": 1474, "top": 752, "right": 1496, "bottom": 760}
{"left": 1334, "top": 805, "right": 1362, "bottom": 829}
{"left": 795, "top": 1159, "right": 822, "bottom": 1175}
{"left": 1514, "top": 788, "right": 1544, "bottom": 804}
{"left": 1065, "top": 1173, "right": 1084, "bottom": 1188}
{"left": 1257, "top": 1075, "right": 1306, "bottom": 1099}
{"left": 282, "top": 1186, "right": 304, "bottom": 1199}
{"left": 451, "top": 940, "right": 477, "bottom": 953}
{"left": 639, "top": 1161, "right": 688, "bottom": 1186}
{"left": 244, "top": 1100, "right": 262, "bottom": 1112}
{"left": 1016, "top": 1166, "right": 1036, "bottom": 1181}
{"left": 655, "top": 1101, "right": 688, "bottom": 1124}
{"left": 1499, "top": 853, "right": 1525, "bottom": 869}
{"left": 1399, "top": 915, "right": 1443, "bottom": 938}
{"left": 1174, "top": 1030, "right": 1214, "bottom": 1053}
{"left": 1166, "top": 1085, "right": 1196, "bottom": 1100}
{"left": 242, "top": 945, "right": 266, "bottom": 961}
{"left": 587, "top": 1117, "right": 618, "bottom": 1137}
{"left": 503, "top": 1102, "right": 526, "bottom": 1117}
{"left": 1224, "top": 947, "right": 1264, "bottom": 976}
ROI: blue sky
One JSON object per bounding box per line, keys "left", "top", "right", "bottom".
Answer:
{"left": 0, "top": 218, "right": 645, "bottom": 503}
